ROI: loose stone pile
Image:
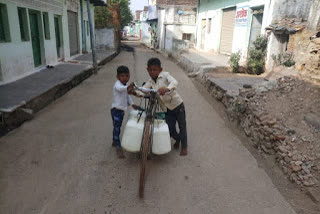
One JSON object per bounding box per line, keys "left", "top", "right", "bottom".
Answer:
{"left": 230, "top": 76, "right": 320, "bottom": 187}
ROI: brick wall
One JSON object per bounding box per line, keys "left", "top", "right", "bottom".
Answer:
{"left": 10, "top": 0, "right": 63, "bottom": 14}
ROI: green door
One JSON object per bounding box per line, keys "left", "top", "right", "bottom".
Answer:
{"left": 29, "top": 12, "right": 41, "bottom": 67}
{"left": 54, "top": 16, "right": 61, "bottom": 58}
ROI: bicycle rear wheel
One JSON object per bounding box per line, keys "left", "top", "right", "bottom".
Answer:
{"left": 139, "top": 120, "right": 151, "bottom": 198}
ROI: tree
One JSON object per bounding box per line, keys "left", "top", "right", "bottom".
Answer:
{"left": 94, "top": 0, "right": 133, "bottom": 29}
{"left": 119, "top": 0, "right": 133, "bottom": 29}
{"left": 94, "top": 0, "right": 133, "bottom": 51}
{"left": 94, "top": 6, "right": 112, "bottom": 29}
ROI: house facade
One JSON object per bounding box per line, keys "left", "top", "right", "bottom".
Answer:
{"left": 196, "top": 0, "right": 265, "bottom": 58}
{"left": 140, "top": 7, "right": 150, "bottom": 45}
{"left": 262, "top": 0, "right": 313, "bottom": 71}
{"left": 0, "top": 0, "right": 104, "bottom": 84}
{"left": 150, "top": 0, "right": 197, "bottom": 52}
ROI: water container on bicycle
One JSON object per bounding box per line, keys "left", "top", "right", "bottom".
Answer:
{"left": 121, "top": 117, "right": 144, "bottom": 152}
{"left": 152, "top": 120, "right": 171, "bottom": 155}
{"left": 128, "top": 109, "right": 146, "bottom": 120}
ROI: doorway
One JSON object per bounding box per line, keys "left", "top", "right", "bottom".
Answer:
{"left": 29, "top": 10, "right": 42, "bottom": 67}
{"left": 67, "top": 11, "right": 79, "bottom": 56}
{"left": 220, "top": 7, "right": 236, "bottom": 55}
{"left": 249, "top": 8, "right": 264, "bottom": 48}
{"left": 54, "top": 15, "right": 63, "bottom": 58}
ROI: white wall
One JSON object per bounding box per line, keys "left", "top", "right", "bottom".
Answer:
{"left": 196, "top": 0, "right": 264, "bottom": 58}
{"left": 263, "top": 0, "right": 313, "bottom": 71}
{"left": 0, "top": 0, "right": 64, "bottom": 83}
{"left": 262, "top": 0, "right": 312, "bottom": 33}
{"left": 196, "top": 9, "right": 222, "bottom": 52}
{"left": 157, "top": 6, "right": 197, "bottom": 52}
{"left": 158, "top": 9, "right": 165, "bottom": 49}
{"left": 95, "top": 28, "right": 114, "bottom": 49}
{"left": 164, "top": 25, "right": 174, "bottom": 51}
{"left": 141, "top": 22, "right": 151, "bottom": 45}
{"left": 0, "top": 0, "right": 95, "bottom": 84}
{"left": 307, "top": 0, "right": 320, "bottom": 31}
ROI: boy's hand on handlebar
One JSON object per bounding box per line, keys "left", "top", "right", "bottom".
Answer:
{"left": 127, "top": 82, "right": 135, "bottom": 94}
{"left": 132, "top": 104, "right": 141, "bottom": 110}
{"left": 158, "top": 87, "right": 170, "bottom": 96}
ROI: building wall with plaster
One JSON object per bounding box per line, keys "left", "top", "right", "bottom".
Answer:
{"left": 0, "top": 0, "right": 94, "bottom": 84}
{"left": 196, "top": 0, "right": 264, "bottom": 60}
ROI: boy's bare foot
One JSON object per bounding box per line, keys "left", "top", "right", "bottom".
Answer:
{"left": 117, "top": 148, "right": 125, "bottom": 159}
{"left": 180, "top": 148, "right": 188, "bottom": 156}
{"left": 173, "top": 140, "right": 180, "bottom": 150}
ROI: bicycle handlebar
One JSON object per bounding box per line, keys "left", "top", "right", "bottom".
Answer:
{"left": 133, "top": 82, "right": 173, "bottom": 95}
{"left": 134, "top": 83, "right": 157, "bottom": 93}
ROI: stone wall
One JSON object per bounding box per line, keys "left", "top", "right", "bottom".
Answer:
{"left": 233, "top": 77, "right": 320, "bottom": 187}
{"left": 196, "top": 72, "right": 319, "bottom": 187}
{"left": 293, "top": 31, "right": 320, "bottom": 83}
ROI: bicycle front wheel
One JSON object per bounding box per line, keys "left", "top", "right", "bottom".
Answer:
{"left": 139, "top": 120, "right": 151, "bottom": 198}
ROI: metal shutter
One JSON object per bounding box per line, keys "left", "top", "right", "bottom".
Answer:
{"left": 67, "top": 11, "right": 79, "bottom": 56}
{"left": 220, "top": 7, "right": 236, "bottom": 55}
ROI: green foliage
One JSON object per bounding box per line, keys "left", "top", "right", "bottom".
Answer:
{"left": 233, "top": 100, "right": 245, "bottom": 113}
{"left": 229, "top": 51, "right": 241, "bottom": 73}
{"left": 95, "top": 6, "right": 112, "bottom": 29}
{"left": 119, "top": 0, "right": 133, "bottom": 29}
{"left": 94, "top": 0, "right": 133, "bottom": 29}
{"left": 272, "top": 51, "right": 295, "bottom": 67}
{"left": 247, "top": 35, "right": 268, "bottom": 75}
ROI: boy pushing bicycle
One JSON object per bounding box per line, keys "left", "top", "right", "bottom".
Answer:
{"left": 130, "top": 58, "right": 188, "bottom": 156}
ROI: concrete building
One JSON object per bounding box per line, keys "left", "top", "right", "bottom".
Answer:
{"left": 133, "top": 10, "right": 142, "bottom": 37}
{"left": 196, "top": 0, "right": 265, "bottom": 59}
{"left": 263, "top": 0, "right": 313, "bottom": 71}
{"left": 0, "top": 0, "right": 105, "bottom": 84}
{"left": 152, "top": 0, "right": 198, "bottom": 53}
{"left": 140, "top": 7, "right": 150, "bottom": 45}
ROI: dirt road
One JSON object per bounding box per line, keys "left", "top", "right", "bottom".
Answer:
{"left": 0, "top": 42, "right": 296, "bottom": 214}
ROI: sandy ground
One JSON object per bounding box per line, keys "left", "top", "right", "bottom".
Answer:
{"left": 0, "top": 42, "right": 296, "bottom": 214}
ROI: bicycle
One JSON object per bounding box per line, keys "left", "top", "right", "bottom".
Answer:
{"left": 132, "top": 84, "right": 171, "bottom": 198}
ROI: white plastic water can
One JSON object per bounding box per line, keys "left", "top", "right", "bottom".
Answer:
{"left": 152, "top": 120, "right": 171, "bottom": 155}
{"left": 121, "top": 118, "right": 144, "bottom": 152}
{"left": 128, "top": 109, "right": 146, "bottom": 120}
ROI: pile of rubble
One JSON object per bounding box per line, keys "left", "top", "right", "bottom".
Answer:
{"left": 232, "top": 76, "right": 320, "bottom": 187}
{"left": 266, "top": 18, "right": 307, "bottom": 34}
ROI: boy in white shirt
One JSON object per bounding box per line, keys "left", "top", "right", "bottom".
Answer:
{"left": 111, "top": 66, "right": 139, "bottom": 158}
{"left": 130, "top": 58, "right": 188, "bottom": 156}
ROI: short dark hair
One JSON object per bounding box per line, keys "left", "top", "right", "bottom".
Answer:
{"left": 147, "top": 58, "right": 161, "bottom": 68}
{"left": 117, "top": 65, "right": 129, "bottom": 75}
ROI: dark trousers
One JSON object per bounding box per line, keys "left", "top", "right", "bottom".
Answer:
{"left": 111, "top": 108, "right": 124, "bottom": 148}
{"left": 165, "top": 103, "right": 188, "bottom": 149}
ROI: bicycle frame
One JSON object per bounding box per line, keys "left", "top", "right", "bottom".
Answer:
{"left": 140, "top": 91, "right": 158, "bottom": 156}
{"left": 133, "top": 84, "right": 172, "bottom": 198}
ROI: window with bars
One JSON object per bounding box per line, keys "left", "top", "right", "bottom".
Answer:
{"left": 182, "top": 33, "right": 191, "bottom": 41}
{"left": 18, "top": 7, "right": 30, "bottom": 41}
{"left": 43, "top": 12, "right": 50, "bottom": 40}
{"left": 0, "top": 4, "right": 11, "bottom": 43}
